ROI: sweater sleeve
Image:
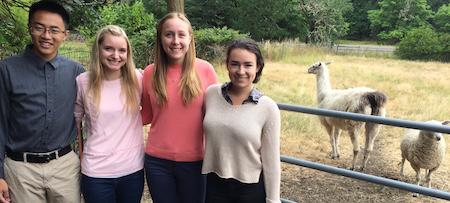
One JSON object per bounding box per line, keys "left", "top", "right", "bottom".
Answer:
{"left": 260, "top": 98, "right": 281, "bottom": 203}
{"left": 141, "top": 65, "right": 153, "bottom": 125}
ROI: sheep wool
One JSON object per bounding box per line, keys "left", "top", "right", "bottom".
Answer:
{"left": 400, "top": 120, "right": 448, "bottom": 189}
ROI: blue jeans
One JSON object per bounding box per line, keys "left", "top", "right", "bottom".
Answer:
{"left": 144, "top": 154, "right": 206, "bottom": 203}
{"left": 81, "top": 169, "right": 144, "bottom": 203}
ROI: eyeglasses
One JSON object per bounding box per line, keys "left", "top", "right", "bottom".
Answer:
{"left": 30, "top": 24, "right": 66, "bottom": 36}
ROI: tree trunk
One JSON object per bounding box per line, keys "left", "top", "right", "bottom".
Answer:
{"left": 167, "top": 0, "right": 184, "bottom": 13}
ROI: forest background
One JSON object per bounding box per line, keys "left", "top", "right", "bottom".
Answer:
{"left": 1, "top": 0, "right": 449, "bottom": 68}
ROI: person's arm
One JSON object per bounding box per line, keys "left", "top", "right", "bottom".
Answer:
{"left": 74, "top": 75, "right": 85, "bottom": 160}
{"left": 0, "top": 62, "right": 11, "bottom": 203}
{"left": 0, "top": 179, "right": 9, "bottom": 203}
{"left": 76, "top": 122, "right": 83, "bottom": 160}
{"left": 261, "top": 99, "right": 281, "bottom": 203}
{"left": 141, "top": 66, "right": 153, "bottom": 125}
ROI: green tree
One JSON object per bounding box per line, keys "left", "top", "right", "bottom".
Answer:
{"left": 434, "top": 4, "right": 450, "bottom": 33}
{"left": 344, "top": 0, "right": 378, "bottom": 40}
{"left": 142, "top": 0, "right": 167, "bottom": 19}
{"left": 368, "top": 0, "right": 433, "bottom": 43}
{"left": 299, "top": 0, "right": 353, "bottom": 45}
{"left": 0, "top": 0, "right": 31, "bottom": 59}
{"left": 144, "top": 0, "right": 306, "bottom": 41}
{"left": 185, "top": 0, "right": 233, "bottom": 29}
{"left": 427, "top": 0, "right": 449, "bottom": 11}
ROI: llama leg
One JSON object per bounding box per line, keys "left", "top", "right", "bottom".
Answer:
{"left": 322, "top": 122, "right": 337, "bottom": 159}
{"left": 333, "top": 128, "right": 342, "bottom": 159}
{"left": 349, "top": 130, "right": 360, "bottom": 170}
{"left": 361, "top": 123, "right": 382, "bottom": 171}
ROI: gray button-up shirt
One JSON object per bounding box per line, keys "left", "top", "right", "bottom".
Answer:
{"left": 0, "top": 45, "right": 85, "bottom": 178}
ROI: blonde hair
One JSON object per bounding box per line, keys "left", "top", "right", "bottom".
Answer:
{"left": 88, "top": 25, "right": 140, "bottom": 114}
{"left": 152, "top": 12, "right": 201, "bottom": 106}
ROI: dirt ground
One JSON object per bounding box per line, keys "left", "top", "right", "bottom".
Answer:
{"left": 280, "top": 126, "right": 450, "bottom": 203}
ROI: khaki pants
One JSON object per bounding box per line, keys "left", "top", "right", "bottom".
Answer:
{"left": 5, "top": 151, "right": 81, "bottom": 203}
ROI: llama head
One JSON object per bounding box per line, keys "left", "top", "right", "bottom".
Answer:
{"left": 307, "top": 61, "right": 331, "bottom": 74}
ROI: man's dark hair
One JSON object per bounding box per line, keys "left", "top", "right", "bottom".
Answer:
{"left": 28, "top": 0, "right": 70, "bottom": 29}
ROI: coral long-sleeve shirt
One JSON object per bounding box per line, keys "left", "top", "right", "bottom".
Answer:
{"left": 141, "top": 59, "right": 217, "bottom": 161}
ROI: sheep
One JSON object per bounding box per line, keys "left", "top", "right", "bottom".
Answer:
{"left": 307, "top": 61, "right": 387, "bottom": 171}
{"left": 400, "top": 120, "right": 449, "bottom": 194}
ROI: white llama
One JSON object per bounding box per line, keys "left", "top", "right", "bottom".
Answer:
{"left": 308, "top": 61, "right": 387, "bottom": 170}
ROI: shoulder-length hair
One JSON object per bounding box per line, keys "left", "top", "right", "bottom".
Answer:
{"left": 152, "top": 12, "right": 201, "bottom": 106}
{"left": 88, "top": 25, "right": 140, "bottom": 114}
{"left": 226, "top": 39, "right": 265, "bottom": 83}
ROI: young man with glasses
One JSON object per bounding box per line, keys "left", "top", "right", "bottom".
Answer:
{"left": 0, "top": 1, "right": 84, "bottom": 202}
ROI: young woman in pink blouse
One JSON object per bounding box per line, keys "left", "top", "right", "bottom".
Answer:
{"left": 74, "top": 25, "right": 144, "bottom": 203}
{"left": 141, "top": 13, "right": 217, "bottom": 203}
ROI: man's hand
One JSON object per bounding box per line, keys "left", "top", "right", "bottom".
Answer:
{"left": 0, "top": 179, "right": 10, "bottom": 203}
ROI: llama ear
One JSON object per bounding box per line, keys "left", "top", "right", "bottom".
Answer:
{"left": 442, "top": 120, "right": 450, "bottom": 125}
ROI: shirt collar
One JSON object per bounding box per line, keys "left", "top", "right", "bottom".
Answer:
{"left": 221, "top": 82, "right": 263, "bottom": 104}
{"left": 24, "top": 44, "right": 61, "bottom": 69}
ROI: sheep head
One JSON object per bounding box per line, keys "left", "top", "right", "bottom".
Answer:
{"left": 307, "top": 61, "right": 331, "bottom": 74}
{"left": 419, "top": 120, "right": 448, "bottom": 141}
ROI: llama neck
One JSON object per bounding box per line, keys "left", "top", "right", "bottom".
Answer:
{"left": 316, "top": 68, "right": 332, "bottom": 102}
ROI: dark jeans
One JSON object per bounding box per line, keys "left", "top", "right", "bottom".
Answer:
{"left": 144, "top": 154, "right": 206, "bottom": 203}
{"left": 81, "top": 169, "right": 144, "bottom": 203}
{"left": 205, "top": 172, "right": 266, "bottom": 203}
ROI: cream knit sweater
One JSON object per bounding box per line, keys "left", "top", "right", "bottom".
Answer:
{"left": 202, "top": 84, "right": 281, "bottom": 203}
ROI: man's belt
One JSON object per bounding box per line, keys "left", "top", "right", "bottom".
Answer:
{"left": 6, "top": 145, "right": 72, "bottom": 163}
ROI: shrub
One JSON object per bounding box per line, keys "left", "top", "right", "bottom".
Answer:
{"left": 194, "top": 27, "right": 248, "bottom": 62}
{"left": 395, "top": 27, "right": 443, "bottom": 61}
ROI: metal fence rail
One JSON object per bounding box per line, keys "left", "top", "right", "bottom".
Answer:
{"left": 281, "top": 156, "right": 450, "bottom": 201}
{"left": 277, "top": 103, "right": 450, "bottom": 202}
{"left": 277, "top": 103, "right": 450, "bottom": 134}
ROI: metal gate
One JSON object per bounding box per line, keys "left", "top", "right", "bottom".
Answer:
{"left": 278, "top": 103, "right": 450, "bottom": 202}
